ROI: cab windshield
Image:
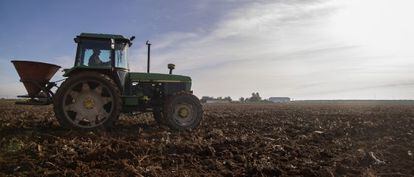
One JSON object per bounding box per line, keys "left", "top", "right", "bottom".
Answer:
{"left": 75, "top": 39, "right": 112, "bottom": 67}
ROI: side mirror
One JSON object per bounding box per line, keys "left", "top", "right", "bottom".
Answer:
{"left": 129, "top": 36, "right": 135, "bottom": 47}
{"left": 110, "top": 39, "right": 115, "bottom": 49}
{"left": 168, "top": 63, "right": 175, "bottom": 74}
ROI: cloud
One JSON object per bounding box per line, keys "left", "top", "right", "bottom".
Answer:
{"left": 54, "top": 55, "right": 75, "bottom": 69}
{"left": 127, "top": 0, "right": 414, "bottom": 99}
{"left": 129, "top": 0, "right": 350, "bottom": 98}
{"left": 0, "top": 82, "right": 26, "bottom": 98}
{"left": 0, "top": 58, "right": 26, "bottom": 98}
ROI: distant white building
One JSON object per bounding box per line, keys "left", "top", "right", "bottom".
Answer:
{"left": 269, "top": 97, "right": 290, "bottom": 103}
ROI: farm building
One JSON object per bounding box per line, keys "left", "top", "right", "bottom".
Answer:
{"left": 269, "top": 97, "right": 291, "bottom": 103}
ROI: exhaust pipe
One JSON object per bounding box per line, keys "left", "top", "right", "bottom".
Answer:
{"left": 168, "top": 63, "right": 175, "bottom": 74}
{"left": 146, "top": 40, "right": 151, "bottom": 73}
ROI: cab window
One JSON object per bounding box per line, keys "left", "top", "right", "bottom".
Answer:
{"left": 115, "top": 43, "right": 128, "bottom": 69}
{"left": 83, "top": 49, "right": 111, "bottom": 66}
{"left": 75, "top": 39, "right": 112, "bottom": 67}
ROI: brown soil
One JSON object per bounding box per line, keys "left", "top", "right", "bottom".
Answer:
{"left": 0, "top": 100, "right": 413, "bottom": 176}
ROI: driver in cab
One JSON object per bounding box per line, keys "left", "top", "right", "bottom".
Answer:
{"left": 88, "top": 49, "right": 110, "bottom": 66}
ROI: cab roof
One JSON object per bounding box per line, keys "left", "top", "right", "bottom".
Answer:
{"left": 76, "top": 33, "right": 130, "bottom": 42}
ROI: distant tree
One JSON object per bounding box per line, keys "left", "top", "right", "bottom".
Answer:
{"left": 239, "top": 97, "right": 245, "bottom": 102}
{"left": 224, "top": 96, "right": 232, "bottom": 102}
{"left": 249, "top": 92, "right": 262, "bottom": 102}
{"left": 255, "top": 92, "right": 262, "bottom": 101}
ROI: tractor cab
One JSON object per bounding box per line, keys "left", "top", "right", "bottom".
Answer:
{"left": 66, "top": 33, "right": 134, "bottom": 91}
{"left": 73, "top": 33, "right": 131, "bottom": 70}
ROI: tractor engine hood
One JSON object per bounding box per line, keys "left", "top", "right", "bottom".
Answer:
{"left": 127, "top": 72, "right": 191, "bottom": 83}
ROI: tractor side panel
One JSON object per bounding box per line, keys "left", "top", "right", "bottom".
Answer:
{"left": 121, "top": 72, "right": 192, "bottom": 111}
{"left": 125, "top": 72, "right": 192, "bottom": 96}
{"left": 126, "top": 82, "right": 190, "bottom": 97}
{"left": 163, "top": 82, "right": 191, "bottom": 95}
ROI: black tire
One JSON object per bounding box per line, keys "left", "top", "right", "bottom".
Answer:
{"left": 53, "top": 71, "right": 122, "bottom": 131}
{"left": 163, "top": 92, "right": 203, "bottom": 131}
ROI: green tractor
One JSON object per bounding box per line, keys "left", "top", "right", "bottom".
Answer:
{"left": 11, "top": 33, "right": 203, "bottom": 131}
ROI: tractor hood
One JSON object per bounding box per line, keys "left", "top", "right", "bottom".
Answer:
{"left": 127, "top": 72, "right": 191, "bottom": 83}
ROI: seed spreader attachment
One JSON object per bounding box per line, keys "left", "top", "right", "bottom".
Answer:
{"left": 11, "top": 60, "right": 61, "bottom": 105}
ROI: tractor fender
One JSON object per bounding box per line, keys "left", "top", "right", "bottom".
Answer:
{"left": 63, "top": 67, "right": 111, "bottom": 77}
{"left": 62, "top": 67, "right": 122, "bottom": 90}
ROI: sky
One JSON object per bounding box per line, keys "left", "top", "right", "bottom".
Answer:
{"left": 1, "top": 0, "right": 414, "bottom": 100}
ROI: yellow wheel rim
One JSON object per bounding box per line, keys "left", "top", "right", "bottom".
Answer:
{"left": 83, "top": 97, "right": 95, "bottom": 109}
{"left": 178, "top": 107, "right": 189, "bottom": 118}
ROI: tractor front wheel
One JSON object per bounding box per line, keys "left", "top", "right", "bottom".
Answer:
{"left": 53, "top": 71, "right": 122, "bottom": 131}
{"left": 163, "top": 92, "right": 203, "bottom": 131}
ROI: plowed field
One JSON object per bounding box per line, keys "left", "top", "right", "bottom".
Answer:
{"left": 0, "top": 100, "right": 413, "bottom": 176}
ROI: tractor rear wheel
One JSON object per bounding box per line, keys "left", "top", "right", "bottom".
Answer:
{"left": 53, "top": 71, "right": 122, "bottom": 131}
{"left": 163, "top": 92, "right": 203, "bottom": 131}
